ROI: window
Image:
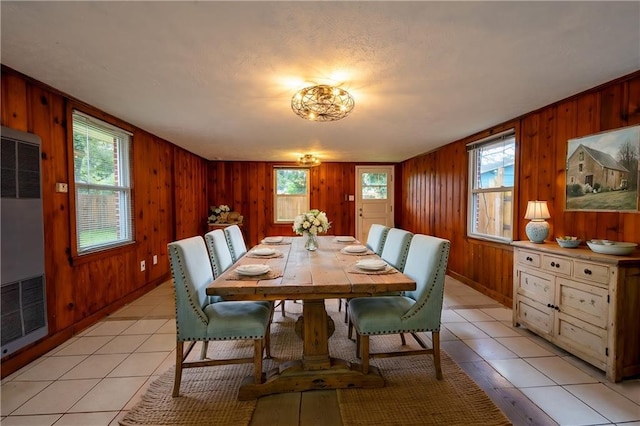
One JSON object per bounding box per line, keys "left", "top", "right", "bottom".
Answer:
{"left": 468, "top": 130, "right": 515, "bottom": 242}
{"left": 72, "top": 111, "right": 133, "bottom": 254}
{"left": 361, "top": 172, "right": 388, "bottom": 199}
{"left": 274, "top": 168, "right": 309, "bottom": 222}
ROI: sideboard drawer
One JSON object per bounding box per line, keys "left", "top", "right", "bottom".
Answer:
{"left": 516, "top": 270, "right": 553, "bottom": 303}
{"left": 516, "top": 249, "right": 541, "bottom": 268}
{"left": 573, "top": 260, "right": 610, "bottom": 287}
{"left": 542, "top": 254, "right": 572, "bottom": 276}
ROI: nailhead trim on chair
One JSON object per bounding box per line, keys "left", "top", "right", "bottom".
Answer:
{"left": 401, "top": 241, "right": 450, "bottom": 321}
{"left": 204, "top": 235, "right": 222, "bottom": 278}
{"left": 168, "top": 244, "right": 209, "bottom": 339}
{"left": 360, "top": 326, "right": 439, "bottom": 336}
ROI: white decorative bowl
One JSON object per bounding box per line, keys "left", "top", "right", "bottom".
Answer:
{"left": 586, "top": 240, "right": 638, "bottom": 256}
{"left": 556, "top": 237, "right": 581, "bottom": 248}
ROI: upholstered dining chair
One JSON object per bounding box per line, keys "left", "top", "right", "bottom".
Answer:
{"left": 168, "top": 236, "right": 272, "bottom": 397}
{"left": 345, "top": 228, "right": 415, "bottom": 335}
{"left": 347, "top": 234, "right": 450, "bottom": 379}
{"left": 365, "top": 223, "right": 390, "bottom": 255}
{"left": 204, "top": 229, "right": 234, "bottom": 279}
{"left": 224, "top": 224, "right": 247, "bottom": 262}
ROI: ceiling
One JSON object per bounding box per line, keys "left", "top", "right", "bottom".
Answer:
{"left": 1, "top": 2, "right": 639, "bottom": 163}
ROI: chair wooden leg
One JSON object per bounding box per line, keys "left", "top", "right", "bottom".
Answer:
{"left": 348, "top": 318, "right": 354, "bottom": 341}
{"left": 400, "top": 333, "right": 406, "bottom": 345}
{"left": 173, "top": 341, "right": 184, "bottom": 397}
{"left": 343, "top": 299, "right": 349, "bottom": 323}
{"left": 199, "top": 341, "right": 209, "bottom": 359}
{"left": 361, "top": 335, "right": 370, "bottom": 374}
{"left": 355, "top": 332, "right": 361, "bottom": 358}
{"left": 254, "top": 339, "right": 263, "bottom": 384}
{"left": 264, "top": 323, "right": 271, "bottom": 359}
{"left": 338, "top": 298, "right": 342, "bottom": 312}
{"left": 281, "top": 300, "right": 285, "bottom": 317}
{"left": 432, "top": 331, "right": 443, "bottom": 380}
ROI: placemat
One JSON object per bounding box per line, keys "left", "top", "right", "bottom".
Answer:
{"left": 348, "top": 265, "right": 398, "bottom": 275}
{"left": 224, "top": 269, "right": 283, "bottom": 281}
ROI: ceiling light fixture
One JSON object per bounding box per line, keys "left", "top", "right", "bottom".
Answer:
{"left": 291, "top": 85, "right": 355, "bottom": 122}
{"left": 297, "top": 154, "right": 321, "bottom": 167}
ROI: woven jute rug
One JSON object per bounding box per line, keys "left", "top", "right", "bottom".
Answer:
{"left": 121, "top": 299, "right": 510, "bottom": 426}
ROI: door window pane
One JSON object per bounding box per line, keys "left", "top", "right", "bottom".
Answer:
{"left": 362, "top": 173, "right": 388, "bottom": 199}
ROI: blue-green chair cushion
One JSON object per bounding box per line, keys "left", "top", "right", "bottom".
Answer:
{"left": 203, "top": 301, "right": 271, "bottom": 340}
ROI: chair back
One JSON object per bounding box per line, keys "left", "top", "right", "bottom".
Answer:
{"left": 366, "top": 224, "right": 390, "bottom": 255}
{"left": 224, "top": 224, "right": 247, "bottom": 262}
{"left": 401, "top": 234, "right": 450, "bottom": 326}
{"left": 167, "top": 236, "right": 213, "bottom": 340}
{"left": 380, "top": 228, "right": 413, "bottom": 270}
{"left": 204, "top": 229, "right": 234, "bottom": 278}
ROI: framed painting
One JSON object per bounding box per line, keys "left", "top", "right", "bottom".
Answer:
{"left": 565, "top": 124, "right": 640, "bottom": 212}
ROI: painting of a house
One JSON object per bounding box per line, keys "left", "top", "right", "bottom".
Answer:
{"left": 566, "top": 125, "right": 640, "bottom": 211}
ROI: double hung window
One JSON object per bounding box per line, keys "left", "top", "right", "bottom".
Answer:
{"left": 467, "top": 130, "right": 516, "bottom": 242}
{"left": 72, "top": 111, "right": 133, "bottom": 254}
{"left": 274, "top": 168, "right": 309, "bottom": 222}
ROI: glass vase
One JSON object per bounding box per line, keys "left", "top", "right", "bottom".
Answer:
{"left": 304, "top": 231, "right": 318, "bottom": 251}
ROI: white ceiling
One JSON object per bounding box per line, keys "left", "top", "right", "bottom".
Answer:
{"left": 1, "top": 1, "right": 639, "bottom": 163}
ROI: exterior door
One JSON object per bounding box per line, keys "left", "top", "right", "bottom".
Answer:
{"left": 356, "top": 166, "right": 394, "bottom": 243}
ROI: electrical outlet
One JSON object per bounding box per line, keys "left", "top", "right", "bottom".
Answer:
{"left": 153, "top": 255, "right": 158, "bottom": 265}
{"left": 140, "top": 260, "right": 146, "bottom": 272}
{"left": 55, "top": 182, "right": 68, "bottom": 193}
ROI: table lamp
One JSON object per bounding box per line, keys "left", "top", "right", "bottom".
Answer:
{"left": 524, "top": 200, "right": 550, "bottom": 243}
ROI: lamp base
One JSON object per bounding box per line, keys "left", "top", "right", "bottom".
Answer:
{"left": 525, "top": 220, "right": 549, "bottom": 243}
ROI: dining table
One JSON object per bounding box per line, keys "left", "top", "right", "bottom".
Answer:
{"left": 206, "top": 235, "right": 416, "bottom": 400}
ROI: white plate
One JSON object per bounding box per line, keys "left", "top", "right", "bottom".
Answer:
{"left": 263, "top": 236, "right": 283, "bottom": 243}
{"left": 252, "top": 248, "right": 276, "bottom": 256}
{"left": 236, "top": 264, "right": 271, "bottom": 276}
{"left": 336, "top": 236, "right": 356, "bottom": 242}
{"left": 587, "top": 240, "right": 637, "bottom": 256}
{"left": 356, "top": 259, "right": 387, "bottom": 271}
{"left": 344, "top": 245, "right": 367, "bottom": 253}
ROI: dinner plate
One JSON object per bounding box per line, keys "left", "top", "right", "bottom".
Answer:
{"left": 236, "top": 264, "right": 271, "bottom": 276}
{"left": 344, "top": 244, "right": 367, "bottom": 253}
{"left": 336, "top": 236, "right": 356, "bottom": 242}
{"left": 263, "top": 236, "right": 283, "bottom": 243}
{"left": 356, "top": 259, "right": 387, "bottom": 271}
{"left": 252, "top": 248, "right": 276, "bottom": 256}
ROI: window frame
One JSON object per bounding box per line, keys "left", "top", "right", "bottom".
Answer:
{"left": 69, "top": 108, "right": 135, "bottom": 257}
{"left": 467, "top": 129, "right": 516, "bottom": 243}
{"left": 273, "top": 166, "right": 310, "bottom": 223}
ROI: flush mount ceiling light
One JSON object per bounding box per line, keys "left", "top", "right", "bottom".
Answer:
{"left": 297, "top": 154, "right": 321, "bottom": 166}
{"left": 291, "top": 85, "right": 355, "bottom": 122}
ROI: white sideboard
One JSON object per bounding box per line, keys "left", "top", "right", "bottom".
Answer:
{"left": 512, "top": 241, "right": 640, "bottom": 382}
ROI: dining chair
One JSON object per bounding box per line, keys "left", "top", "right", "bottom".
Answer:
{"left": 224, "top": 224, "right": 247, "bottom": 262}
{"left": 347, "top": 234, "right": 450, "bottom": 379}
{"left": 168, "top": 236, "right": 272, "bottom": 397}
{"left": 345, "top": 228, "right": 414, "bottom": 338}
{"left": 204, "top": 229, "right": 234, "bottom": 278}
{"left": 365, "top": 223, "right": 390, "bottom": 255}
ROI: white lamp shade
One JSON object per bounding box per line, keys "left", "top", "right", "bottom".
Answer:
{"left": 524, "top": 201, "right": 550, "bottom": 220}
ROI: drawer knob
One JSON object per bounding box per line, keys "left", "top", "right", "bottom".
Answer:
{"left": 584, "top": 268, "right": 592, "bottom": 275}
{"left": 526, "top": 256, "right": 533, "bottom": 262}
{"left": 550, "top": 261, "right": 560, "bottom": 268}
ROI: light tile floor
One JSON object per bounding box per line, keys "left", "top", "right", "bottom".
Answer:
{"left": 1, "top": 277, "right": 639, "bottom": 426}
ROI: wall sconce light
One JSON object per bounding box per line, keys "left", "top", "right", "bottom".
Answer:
{"left": 524, "top": 200, "right": 551, "bottom": 243}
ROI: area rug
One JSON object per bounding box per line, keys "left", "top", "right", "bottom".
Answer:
{"left": 121, "top": 300, "right": 510, "bottom": 426}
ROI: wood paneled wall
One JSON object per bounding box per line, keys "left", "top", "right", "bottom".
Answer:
{"left": 207, "top": 162, "right": 363, "bottom": 246}
{"left": 1, "top": 67, "right": 208, "bottom": 376}
{"left": 400, "top": 71, "right": 640, "bottom": 305}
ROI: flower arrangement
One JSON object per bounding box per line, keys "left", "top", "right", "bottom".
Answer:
{"left": 208, "top": 204, "right": 231, "bottom": 224}
{"left": 292, "top": 209, "right": 331, "bottom": 236}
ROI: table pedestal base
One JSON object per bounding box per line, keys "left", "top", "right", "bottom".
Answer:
{"left": 237, "top": 358, "right": 383, "bottom": 400}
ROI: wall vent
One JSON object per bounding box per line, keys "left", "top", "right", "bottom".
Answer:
{"left": 1, "top": 126, "right": 47, "bottom": 358}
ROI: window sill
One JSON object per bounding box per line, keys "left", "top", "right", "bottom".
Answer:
{"left": 71, "top": 241, "right": 138, "bottom": 266}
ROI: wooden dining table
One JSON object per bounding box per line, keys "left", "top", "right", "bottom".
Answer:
{"left": 206, "top": 235, "right": 416, "bottom": 400}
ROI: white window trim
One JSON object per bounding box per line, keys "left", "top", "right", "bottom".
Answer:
{"left": 467, "top": 129, "right": 516, "bottom": 243}
{"left": 273, "top": 167, "right": 310, "bottom": 223}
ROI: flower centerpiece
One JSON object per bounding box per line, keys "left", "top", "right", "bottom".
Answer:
{"left": 208, "top": 204, "right": 231, "bottom": 224}
{"left": 292, "top": 209, "right": 331, "bottom": 251}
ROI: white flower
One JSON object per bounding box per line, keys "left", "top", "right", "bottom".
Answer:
{"left": 292, "top": 209, "right": 331, "bottom": 235}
